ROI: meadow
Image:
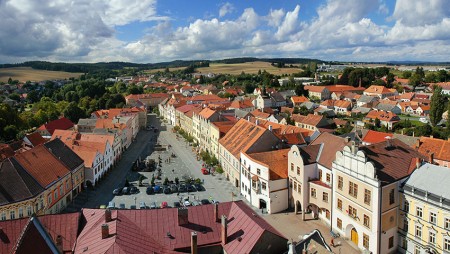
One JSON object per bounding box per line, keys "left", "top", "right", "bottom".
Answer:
{"left": 0, "top": 67, "right": 82, "bottom": 82}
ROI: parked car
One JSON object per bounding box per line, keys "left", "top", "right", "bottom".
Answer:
{"left": 113, "top": 187, "right": 122, "bottom": 195}
{"left": 191, "top": 201, "right": 200, "bottom": 206}
{"left": 130, "top": 186, "right": 139, "bottom": 194}
{"left": 419, "top": 117, "right": 428, "bottom": 123}
{"left": 153, "top": 185, "right": 161, "bottom": 193}
{"left": 201, "top": 167, "right": 209, "bottom": 175}
{"left": 184, "top": 200, "right": 191, "bottom": 207}
{"left": 160, "top": 201, "right": 168, "bottom": 208}
{"left": 163, "top": 187, "right": 171, "bottom": 194}
{"left": 173, "top": 201, "right": 181, "bottom": 208}
{"left": 119, "top": 203, "right": 126, "bottom": 209}
{"left": 187, "top": 185, "right": 196, "bottom": 192}
{"left": 139, "top": 202, "right": 147, "bottom": 209}
{"left": 122, "top": 187, "right": 130, "bottom": 195}
{"left": 178, "top": 184, "right": 187, "bottom": 192}
{"left": 146, "top": 186, "right": 154, "bottom": 195}
{"left": 194, "top": 184, "right": 204, "bottom": 191}
{"left": 200, "top": 199, "right": 210, "bottom": 205}
{"left": 107, "top": 201, "right": 115, "bottom": 209}
{"left": 212, "top": 200, "right": 220, "bottom": 204}
{"left": 99, "top": 205, "right": 107, "bottom": 209}
{"left": 170, "top": 184, "right": 178, "bottom": 193}
{"left": 150, "top": 202, "right": 157, "bottom": 209}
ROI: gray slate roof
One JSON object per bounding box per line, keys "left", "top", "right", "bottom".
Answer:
{"left": 44, "top": 139, "right": 84, "bottom": 172}
{"left": 404, "top": 163, "right": 450, "bottom": 200}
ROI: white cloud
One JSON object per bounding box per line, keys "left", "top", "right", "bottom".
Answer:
{"left": 392, "top": 0, "right": 450, "bottom": 26}
{"left": 267, "top": 8, "right": 285, "bottom": 27}
{"left": 219, "top": 2, "right": 235, "bottom": 17}
{"left": 274, "top": 5, "right": 301, "bottom": 40}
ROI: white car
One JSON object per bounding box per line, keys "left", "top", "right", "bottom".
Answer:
{"left": 184, "top": 200, "right": 191, "bottom": 207}
{"left": 419, "top": 117, "right": 428, "bottom": 123}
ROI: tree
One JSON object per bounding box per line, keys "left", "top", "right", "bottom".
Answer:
{"left": 8, "top": 93, "right": 21, "bottom": 102}
{"left": 63, "top": 102, "right": 86, "bottom": 123}
{"left": 402, "top": 71, "right": 412, "bottom": 79}
{"left": 429, "top": 86, "right": 445, "bottom": 126}
{"left": 3, "top": 125, "right": 19, "bottom": 141}
{"left": 27, "top": 90, "right": 39, "bottom": 103}
{"left": 409, "top": 73, "right": 422, "bottom": 90}
{"left": 386, "top": 73, "right": 395, "bottom": 88}
{"left": 295, "top": 83, "right": 308, "bottom": 96}
{"left": 374, "top": 118, "right": 381, "bottom": 128}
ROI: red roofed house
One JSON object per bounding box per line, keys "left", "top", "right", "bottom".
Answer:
{"left": 23, "top": 132, "right": 46, "bottom": 147}
{"left": 361, "top": 130, "right": 393, "bottom": 145}
{"left": 304, "top": 86, "right": 331, "bottom": 100}
{"left": 363, "top": 85, "right": 397, "bottom": 99}
{"left": 37, "top": 117, "right": 74, "bottom": 137}
{"left": 193, "top": 107, "right": 221, "bottom": 152}
{"left": 291, "top": 96, "right": 310, "bottom": 106}
{"left": 292, "top": 113, "right": 331, "bottom": 131}
{"left": 364, "top": 110, "right": 400, "bottom": 130}
{"left": 125, "top": 93, "right": 169, "bottom": 108}
{"left": 416, "top": 136, "right": 450, "bottom": 167}
{"left": 240, "top": 149, "right": 290, "bottom": 214}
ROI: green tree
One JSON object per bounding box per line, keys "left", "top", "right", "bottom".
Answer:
{"left": 402, "top": 71, "right": 412, "bottom": 79}
{"left": 8, "top": 93, "right": 21, "bottom": 102}
{"left": 409, "top": 73, "right": 422, "bottom": 90}
{"left": 63, "top": 102, "right": 86, "bottom": 123}
{"left": 386, "top": 73, "right": 395, "bottom": 88}
{"left": 3, "top": 125, "right": 19, "bottom": 141}
{"left": 295, "top": 83, "right": 308, "bottom": 96}
{"left": 429, "top": 86, "right": 445, "bottom": 126}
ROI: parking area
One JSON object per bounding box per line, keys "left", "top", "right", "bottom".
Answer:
{"left": 107, "top": 114, "right": 242, "bottom": 209}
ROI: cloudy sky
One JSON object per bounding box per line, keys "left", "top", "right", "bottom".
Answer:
{"left": 1, "top": 0, "right": 449, "bottom": 63}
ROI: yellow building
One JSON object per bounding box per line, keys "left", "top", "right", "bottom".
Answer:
{"left": 399, "top": 163, "right": 450, "bottom": 254}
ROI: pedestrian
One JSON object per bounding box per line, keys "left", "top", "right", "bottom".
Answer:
{"left": 331, "top": 238, "right": 334, "bottom": 247}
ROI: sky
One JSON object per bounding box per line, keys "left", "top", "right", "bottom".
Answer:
{"left": 0, "top": 0, "right": 449, "bottom": 63}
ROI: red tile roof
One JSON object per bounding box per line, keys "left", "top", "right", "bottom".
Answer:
{"left": 14, "top": 145, "right": 70, "bottom": 188}
{"left": 37, "top": 117, "right": 74, "bottom": 135}
{"left": 246, "top": 149, "right": 290, "bottom": 180}
{"left": 416, "top": 137, "right": 450, "bottom": 162}
{"left": 365, "top": 110, "right": 399, "bottom": 122}
{"left": 325, "top": 85, "right": 365, "bottom": 93}
{"left": 310, "top": 133, "right": 350, "bottom": 169}
{"left": 291, "top": 96, "right": 309, "bottom": 104}
{"left": 362, "top": 130, "right": 393, "bottom": 144}
{"left": 25, "top": 132, "right": 46, "bottom": 146}
{"left": 364, "top": 85, "right": 393, "bottom": 94}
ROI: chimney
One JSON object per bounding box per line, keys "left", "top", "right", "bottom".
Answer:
{"left": 385, "top": 136, "right": 392, "bottom": 148}
{"left": 101, "top": 224, "right": 109, "bottom": 239}
{"left": 191, "top": 231, "right": 198, "bottom": 254}
{"left": 429, "top": 153, "right": 434, "bottom": 163}
{"left": 55, "top": 235, "right": 63, "bottom": 253}
{"left": 178, "top": 208, "right": 189, "bottom": 225}
{"left": 105, "top": 209, "right": 112, "bottom": 222}
{"left": 255, "top": 119, "right": 259, "bottom": 126}
{"left": 214, "top": 203, "right": 219, "bottom": 222}
{"left": 416, "top": 158, "right": 421, "bottom": 169}
{"left": 221, "top": 215, "right": 228, "bottom": 245}
{"left": 268, "top": 125, "right": 273, "bottom": 132}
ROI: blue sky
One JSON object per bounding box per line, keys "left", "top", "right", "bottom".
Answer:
{"left": 0, "top": 0, "right": 449, "bottom": 63}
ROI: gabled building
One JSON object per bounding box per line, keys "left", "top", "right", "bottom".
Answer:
{"left": 364, "top": 110, "right": 400, "bottom": 130}
{"left": 193, "top": 108, "right": 221, "bottom": 152}
{"left": 218, "top": 119, "right": 280, "bottom": 188}
{"left": 415, "top": 136, "right": 450, "bottom": 167}
{"left": 304, "top": 86, "right": 331, "bottom": 100}
{"left": 240, "top": 149, "right": 290, "bottom": 214}
{"left": 36, "top": 117, "right": 74, "bottom": 137}
{"left": 363, "top": 85, "right": 397, "bottom": 99}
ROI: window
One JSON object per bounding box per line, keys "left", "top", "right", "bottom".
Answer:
{"left": 445, "top": 238, "right": 450, "bottom": 251}
{"left": 18, "top": 208, "right": 23, "bottom": 218}
{"left": 326, "top": 210, "right": 330, "bottom": 219}
{"left": 416, "top": 207, "right": 423, "bottom": 218}
{"left": 297, "top": 184, "right": 301, "bottom": 194}
{"left": 261, "top": 182, "right": 266, "bottom": 190}
{"left": 59, "top": 185, "right": 64, "bottom": 196}
{"left": 338, "top": 176, "right": 343, "bottom": 190}
{"left": 311, "top": 188, "right": 316, "bottom": 198}
{"left": 66, "top": 181, "right": 70, "bottom": 190}
{"left": 257, "top": 168, "right": 261, "bottom": 175}
{"left": 297, "top": 166, "right": 300, "bottom": 175}
{"left": 337, "top": 199, "right": 342, "bottom": 210}
{"left": 363, "top": 233, "right": 369, "bottom": 249}
{"left": 430, "top": 212, "right": 437, "bottom": 225}
{"left": 364, "top": 214, "right": 370, "bottom": 228}
{"left": 404, "top": 200, "right": 409, "bottom": 212}
{"left": 289, "top": 179, "right": 292, "bottom": 188}
{"left": 415, "top": 246, "right": 421, "bottom": 254}
{"left": 318, "top": 170, "right": 322, "bottom": 181}
{"left": 252, "top": 180, "right": 257, "bottom": 189}
{"left": 403, "top": 218, "right": 409, "bottom": 232}
{"left": 401, "top": 237, "right": 407, "bottom": 249}
{"left": 389, "top": 189, "right": 395, "bottom": 205}
{"left": 445, "top": 218, "right": 450, "bottom": 229}
{"left": 364, "top": 189, "right": 371, "bottom": 205}
{"left": 326, "top": 173, "right": 330, "bottom": 183}
{"left": 429, "top": 231, "right": 436, "bottom": 244}
{"left": 10, "top": 211, "right": 15, "bottom": 220}
{"left": 54, "top": 191, "right": 58, "bottom": 200}
{"left": 348, "top": 205, "right": 357, "bottom": 218}
{"left": 387, "top": 236, "right": 394, "bottom": 248}
{"left": 323, "top": 193, "right": 328, "bottom": 203}
{"left": 1, "top": 213, "right": 6, "bottom": 221}
{"left": 291, "top": 163, "right": 294, "bottom": 171}
{"left": 27, "top": 206, "right": 32, "bottom": 216}
{"left": 48, "top": 195, "right": 52, "bottom": 205}
{"left": 349, "top": 182, "right": 358, "bottom": 198}
{"left": 294, "top": 182, "right": 297, "bottom": 192}
{"left": 337, "top": 218, "right": 342, "bottom": 229}
{"left": 415, "top": 225, "right": 422, "bottom": 238}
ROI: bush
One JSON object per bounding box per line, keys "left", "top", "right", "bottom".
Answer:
{"left": 215, "top": 165, "right": 224, "bottom": 174}
{"left": 163, "top": 177, "right": 169, "bottom": 186}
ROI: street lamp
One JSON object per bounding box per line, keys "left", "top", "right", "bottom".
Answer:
{"left": 134, "top": 196, "right": 137, "bottom": 208}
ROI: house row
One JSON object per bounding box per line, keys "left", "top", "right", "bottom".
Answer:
{"left": 0, "top": 139, "right": 84, "bottom": 221}
{"left": 0, "top": 201, "right": 289, "bottom": 254}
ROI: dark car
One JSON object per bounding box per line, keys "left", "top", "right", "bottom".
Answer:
{"left": 186, "top": 184, "right": 196, "bottom": 192}
{"left": 200, "top": 199, "right": 211, "bottom": 205}
{"left": 153, "top": 185, "right": 161, "bottom": 193}
{"left": 130, "top": 186, "right": 139, "bottom": 194}
{"left": 194, "top": 184, "right": 204, "bottom": 191}
{"left": 112, "top": 188, "right": 122, "bottom": 195}
{"left": 178, "top": 184, "right": 187, "bottom": 193}
{"left": 122, "top": 187, "right": 131, "bottom": 195}
{"left": 163, "top": 187, "right": 171, "bottom": 194}
{"left": 173, "top": 201, "right": 181, "bottom": 208}
{"left": 146, "top": 186, "right": 154, "bottom": 195}
{"left": 170, "top": 184, "right": 178, "bottom": 193}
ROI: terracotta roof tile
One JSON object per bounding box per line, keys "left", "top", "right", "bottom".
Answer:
{"left": 37, "top": 117, "right": 74, "bottom": 135}
{"left": 362, "top": 130, "right": 393, "bottom": 144}
{"left": 416, "top": 137, "right": 450, "bottom": 162}
{"left": 310, "top": 133, "right": 350, "bottom": 168}
{"left": 246, "top": 149, "right": 290, "bottom": 180}
{"left": 25, "top": 132, "right": 46, "bottom": 146}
